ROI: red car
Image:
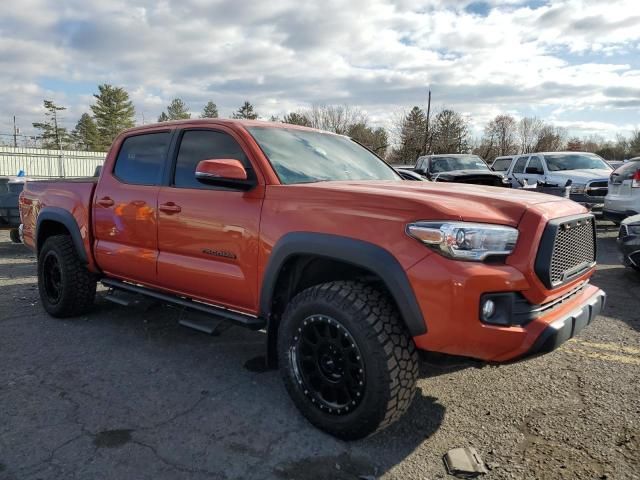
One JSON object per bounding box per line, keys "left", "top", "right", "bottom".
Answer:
{"left": 20, "top": 119, "right": 605, "bottom": 439}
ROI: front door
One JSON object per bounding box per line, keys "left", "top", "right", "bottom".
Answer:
{"left": 156, "top": 128, "right": 264, "bottom": 314}
{"left": 93, "top": 131, "right": 173, "bottom": 285}
{"left": 524, "top": 156, "right": 545, "bottom": 185}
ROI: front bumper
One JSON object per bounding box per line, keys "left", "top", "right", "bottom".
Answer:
{"left": 407, "top": 252, "right": 605, "bottom": 362}
{"left": 522, "top": 289, "right": 605, "bottom": 358}
{"left": 617, "top": 230, "right": 640, "bottom": 269}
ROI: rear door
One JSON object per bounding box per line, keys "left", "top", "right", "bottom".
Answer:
{"left": 156, "top": 127, "right": 264, "bottom": 313}
{"left": 93, "top": 131, "right": 173, "bottom": 285}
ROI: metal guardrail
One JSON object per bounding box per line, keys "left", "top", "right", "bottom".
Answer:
{"left": 0, "top": 146, "right": 106, "bottom": 177}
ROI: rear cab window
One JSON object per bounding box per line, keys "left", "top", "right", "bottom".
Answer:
{"left": 114, "top": 132, "right": 172, "bottom": 185}
{"left": 527, "top": 156, "right": 544, "bottom": 173}
{"left": 492, "top": 158, "right": 512, "bottom": 171}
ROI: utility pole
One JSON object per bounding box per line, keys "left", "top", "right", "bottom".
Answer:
{"left": 421, "top": 89, "right": 431, "bottom": 157}
{"left": 13, "top": 115, "right": 18, "bottom": 147}
{"left": 52, "top": 108, "right": 61, "bottom": 150}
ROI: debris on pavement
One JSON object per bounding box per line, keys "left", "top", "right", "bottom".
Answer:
{"left": 443, "top": 447, "right": 488, "bottom": 478}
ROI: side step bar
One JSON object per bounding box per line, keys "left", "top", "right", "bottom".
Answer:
{"left": 101, "top": 278, "right": 266, "bottom": 331}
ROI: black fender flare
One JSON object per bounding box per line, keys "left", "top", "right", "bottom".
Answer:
{"left": 259, "top": 232, "right": 427, "bottom": 337}
{"left": 36, "top": 207, "right": 88, "bottom": 264}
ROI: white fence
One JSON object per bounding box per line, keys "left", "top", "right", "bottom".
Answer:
{"left": 0, "top": 146, "right": 106, "bottom": 178}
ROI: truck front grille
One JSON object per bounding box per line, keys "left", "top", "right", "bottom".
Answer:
{"left": 535, "top": 215, "right": 597, "bottom": 289}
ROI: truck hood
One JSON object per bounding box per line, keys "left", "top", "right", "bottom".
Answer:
{"left": 268, "top": 180, "right": 582, "bottom": 227}
{"left": 545, "top": 169, "right": 612, "bottom": 184}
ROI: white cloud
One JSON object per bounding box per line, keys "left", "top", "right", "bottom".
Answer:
{"left": 0, "top": 0, "right": 638, "bottom": 141}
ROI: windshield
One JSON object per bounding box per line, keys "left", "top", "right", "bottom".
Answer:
{"left": 492, "top": 158, "right": 512, "bottom": 171}
{"left": 247, "top": 127, "right": 400, "bottom": 184}
{"left": 430, "top": 156, "right": 489, "bottom": 173}
{"left": 545, "top": 153, "right": 611, "bottom": 172}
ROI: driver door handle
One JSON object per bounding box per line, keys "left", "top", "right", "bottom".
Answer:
{"left": 159, "top": 202, "right": 182, "bottom": 214}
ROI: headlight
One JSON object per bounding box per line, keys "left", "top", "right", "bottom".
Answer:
{"left": 407, "top": 221, "right": 519, "bottom": 261}
{"left": 570, "top": 184, "right": 586, "bottom": 194}
{"left": 627, "top": 224, "right": 640, "bottom": 235}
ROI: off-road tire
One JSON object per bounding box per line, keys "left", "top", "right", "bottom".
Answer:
{"left": 37, "top": 234, "right": 97, "bottom": 317}
{"left": 278, "top": 281, "right": 419, "bottom": 440}
{"left": 9, "top": 228, "right": 20, "bottom": 243}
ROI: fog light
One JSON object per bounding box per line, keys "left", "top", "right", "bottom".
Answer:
{"left": 481, "top": 299, "right": 496, "bottom": 319}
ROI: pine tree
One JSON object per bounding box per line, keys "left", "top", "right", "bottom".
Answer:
{"left": 166, "top": 98, "right": 191, "bottom": 120}
{"left": 431, "top": 109, "right": 470, "bottom": 154}
{"left": 201, "top": 101, "right": 219, "bottom": 118}
{"left": 232, "top": 101, "right": 258, "bottom": 120}
{"left": 391, "top": 107, "right": 427, "bottom": 164}
{"left": 32, "top": 100, "right": 71, "bottom": 150}
{"left": 71, "top": 113, "right": 100, "bottom": 151}
{"left": 91, "top": 84, "right": 135, "bottom": 150}
{"left": 157, "top": 112, "right": 169, "bottom": 122}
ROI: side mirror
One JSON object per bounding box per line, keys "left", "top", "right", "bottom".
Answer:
{"left": 525, "top": 167, "right": 542, "bottom": 175}
{"left": 195, "top": 159, "right": 253, "bottom": 190}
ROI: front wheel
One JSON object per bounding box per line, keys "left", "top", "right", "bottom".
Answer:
{"left": 278, "top": 281, "right": 419, "bottom": 440}
{"left": 37, "top": 234, "right": 97, "bottom": 317}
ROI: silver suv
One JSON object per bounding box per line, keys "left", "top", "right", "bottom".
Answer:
{"left": 604, "top": 158, "right": 640, "bottom": 223}
{"left": 506, "top": 152, "right": 612, "bottom": 214}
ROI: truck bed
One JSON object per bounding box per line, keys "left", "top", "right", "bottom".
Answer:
{"left": 20, "top": 178, "right": 97, "bottom": 266}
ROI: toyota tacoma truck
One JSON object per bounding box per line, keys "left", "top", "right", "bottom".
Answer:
{"left": 20, "top": 119, "right": 605, "bottom": 440}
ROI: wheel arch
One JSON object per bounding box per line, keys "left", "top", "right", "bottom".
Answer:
{"left": 260, "top": 232, "right": 427, "bottom": 366}
{"left": 36, "top": 207, "right": 88, "bottom": 264}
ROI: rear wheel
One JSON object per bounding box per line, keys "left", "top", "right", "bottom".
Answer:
{"left": 278, "top": 281, "right": 419, "bottom": 440}
{"left": 9, "top": 228, "right": 20, "bottom": 243}
{"left": 37, "top": 235, "right": 97, "bottom": 317}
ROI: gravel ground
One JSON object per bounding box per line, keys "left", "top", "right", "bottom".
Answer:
{"left": 0, "top": 225, "right": 638, "bottom": 480}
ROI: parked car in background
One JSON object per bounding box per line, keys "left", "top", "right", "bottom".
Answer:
{"left": 0, "top": 176, "right": 26, "bottom": 243}
{"left": 506, "top": 152, "right": 612, "bottom": 214}
{"left": 617, "top": 214, "right": 640, "bottom": 272}
{"left": 490, "top": 155, "right": 515, "bottom": 172}
{"left": 607, "top": 160, "right": 624, "bottom": 170}
{"left": 19, "top": 119, "right": 604, "bottom": 440}
{"left": 604, "top": 160, "right": 640, "bottom": 223}
{"left": 414, "top": 154, "right": 510, "bottom": 187}
{"left": 394, "top": 167, "right": 427, "bottom": 181}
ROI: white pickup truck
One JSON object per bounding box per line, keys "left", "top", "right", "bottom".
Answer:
{"left": 506, "top": 152, "right": 612, "bottom": 214}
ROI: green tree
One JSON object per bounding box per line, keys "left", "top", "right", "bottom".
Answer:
{"left": 32, "top": 100, "right": 71, "bottom": 150}
{"left": 283, "top": 111, "right": 311, "bottom": 127}
{"left": 431, "top": 109, "right": 470, "bottom": 154}
{"left": 232, "top": 101, "right": 258, "bottom": 120}
{"left": 348, "top": 122, "right": 388, "bottom": 156}
{"left": 389, "top": 106, "right": 427, "bottom": 164}
{"left": 91, "top": 84, "right": 135, "bottom": 150}
{"left": 164, "top": 98, "right": 190, "bottom": 120}
{"left": 157, "top": 112, "right": 170, "bottom": 122}
{"left": 71, "top": 113, "right": 100, "bottom": 151}
{"left": 201, "top": 101, "right": 219, "bottom": 118}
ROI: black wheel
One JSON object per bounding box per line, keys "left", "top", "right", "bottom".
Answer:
{"left": 9, "top": 228, "right": 20, "bottom": 243}
{"left": 37, "top": 235, "right": 97, "bottom": 317}
{"left": 278, "top": 281, "right": 419, "bottom": 440}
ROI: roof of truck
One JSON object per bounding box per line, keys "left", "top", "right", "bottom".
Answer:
{"left": 121, "top": 118, "right": 333, "bottom": 136}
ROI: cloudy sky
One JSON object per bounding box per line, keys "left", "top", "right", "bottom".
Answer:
{"left": 1, "top": 0, "right": 639, "bottom": 144}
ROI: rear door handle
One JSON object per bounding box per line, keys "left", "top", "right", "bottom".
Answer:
{"left": 159, "top": 202, "right": 182, "bottom": 214}
{"left": 97, "top": 197, "right": 114, "bottom": 207}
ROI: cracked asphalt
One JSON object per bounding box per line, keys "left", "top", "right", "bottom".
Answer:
{"left": 0, "top": 225, "right": 638, "bottom": 480}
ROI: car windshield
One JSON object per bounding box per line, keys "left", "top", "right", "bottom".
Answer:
{"left": 430, "top": 156, "right": 489, "bottom": 173}
{"left": 545, "top": 153, "right": 611, "bottom": 172}
{"left": 492, "top": 158, "right": 512, "bottom": 171}
{"left": 247, "top": 127, "right": 400, "bottom": 184}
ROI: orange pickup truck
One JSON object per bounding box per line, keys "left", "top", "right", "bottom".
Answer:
{"left": 20, "top": 119, "right": 605, "bottom": 439}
